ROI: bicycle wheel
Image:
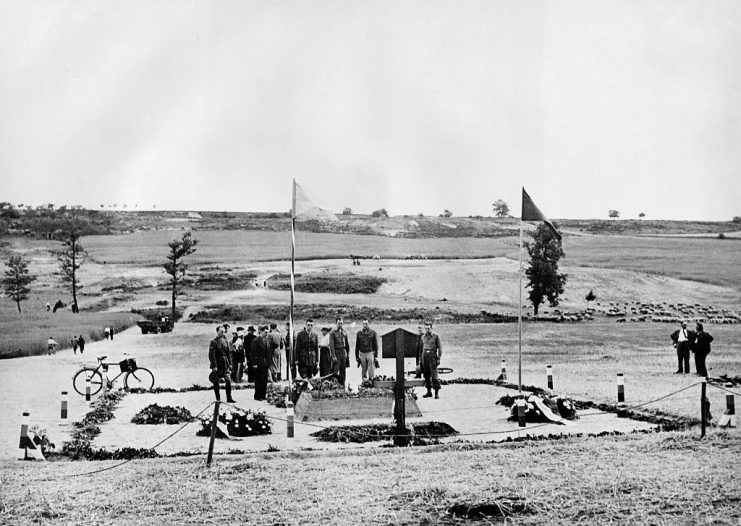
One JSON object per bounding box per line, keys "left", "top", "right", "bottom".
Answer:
{"left": 125, "top": 367, "right": 154, "bottom": 391}
{"left": 73, "top": 368, "right": 103, "bottom": 396}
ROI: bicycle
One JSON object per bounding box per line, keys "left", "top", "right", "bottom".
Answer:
{"left": 72, "top": 355, "right": 155, "bottom": 396}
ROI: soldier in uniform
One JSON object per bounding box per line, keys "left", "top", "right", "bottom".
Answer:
{"left": 295, "top": 319, "right": 319, "bottom": 379}
{"left": 243, "top": 326, "right": 257, "bottom": 383}
{"left": 329, "top": 318, "right": 350, "bottom": 387}
{"left": 419, "top": 322, "right": 442, "bottom": 399}
{"left": 355, "top": 319, "right": 379, "bottom": 381}
{"left": 209, "top": 325, "right": 235, "bottom": 403}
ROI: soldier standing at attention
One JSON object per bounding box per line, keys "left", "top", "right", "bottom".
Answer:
{"left": 329, "top": 318, "right": 350, "bottom": 387}
{"left": 355, "top": 319, "right": 379, "bottom": 381}
{"left": 209, "top": 325, "right": 235, "bottom": 403}
{"left": 419, "top": 322, "right": 442, "bottom": 399}
{"left": 295, "top": 319, "right": 319, "bottom": 379}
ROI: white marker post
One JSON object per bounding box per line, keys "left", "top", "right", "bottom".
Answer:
{"left": 546, "top": 365, "right": 553, "bottom": 390}
{"left": 501, "top": 360, "right": 507, "bottom": 382}
{"left": 616, "top": 373, "right": 626, "bottom": 417}
{"left": 286, "top": 397, "right": 295, "bottom": 439}
{"left": 718, "top": 394, "right": 736, "bottom": 428}
{"left": 516, "top": 398, "right": 526, "bottom": 428}
{"left": 61, "top": 391, "right": 68, "bottom": 419}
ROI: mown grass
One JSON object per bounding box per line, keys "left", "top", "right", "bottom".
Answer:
{"left": 1, "top": 432, "right": 739, "bottom": 525}
{"left": 81, "top": 229, "right": 741, "bottom": 290}
{"left": 0, "top": 305, "right": 143, "bottom": 358}
{"left": 268, "top": 272, "right": 387, "bottom": 294}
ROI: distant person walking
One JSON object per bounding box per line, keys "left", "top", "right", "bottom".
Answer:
{"left": 419, "top": 322, "right": 442, "bottom": 399}
{"left": 109, "top": 327, "right": 114, "bottom": 340}
{"left": 45, "top": 302, "right": 50, "bottom": 312}
{"left": 251, "top": 326, "right": 270, "bottom": 400}
{"left": 268, "top": 323, "right": 284, "bottom": 382}
{"left": 71, "top": 336, "right": 79, "bottom": 354}
{"left": 295, "top": 319, "right": 319, "bottom": 379}
{"left": 47, "top": 337, "right": 58, "bottom": 355}
{"left": 355, "top": 319, "right": 379, "bottom": 381}
{"left": 692, "top": 322, "right": 713, "bottom": 377}
{"left": 329, "top": 318, "right": 350, "bottom": 387}
{"left": 318, "top": 327, "right": 334, "bottom": 377}
{"left": 104, "top": 327, "right": 111, "bottom": 340}
{"left": 209, "top": 325, "right": 235, "bottom": 403}
{"left": 78, "top": 335, "right": 85, "bottom": 354}
{"left": 670, "top": 321, "right": 695, "bottom": 374}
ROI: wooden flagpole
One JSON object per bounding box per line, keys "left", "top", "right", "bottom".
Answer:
{"left": 289, "top": 180, "right": 297, "bottom": 403}
{"left": 518, "top": 217, "right": 523, "bottom": 395}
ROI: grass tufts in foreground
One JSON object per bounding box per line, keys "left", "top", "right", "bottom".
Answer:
{"left": 2, "top": 432, "right": 739, "bottom": 524}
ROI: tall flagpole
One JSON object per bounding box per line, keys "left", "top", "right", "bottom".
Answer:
{"left": 518, "top": 218, "right": 523, "bottom": 395}
{"left": 289, "top": 180, "right": 296, "bottom": 398}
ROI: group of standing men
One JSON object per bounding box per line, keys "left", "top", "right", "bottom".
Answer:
{"left": 670, "top": 321, "right": 714, "bottom": 376}
{"left": 209, "top": 318, "right": 444, "bottom": 402}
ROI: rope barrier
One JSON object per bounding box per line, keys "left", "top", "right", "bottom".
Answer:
{"left": 577, "top": 382, "right": 703, "bottom": 417}
{"left": 64, "top": 401, "right": 215, "bottom": 478}
{"left": 707, "top": 383, "right": 741, "bottom": 398}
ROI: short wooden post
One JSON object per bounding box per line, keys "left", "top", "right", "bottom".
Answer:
{"left": 718, "top": 394, "right": 736, "bottom": 428}
{"left": 617, "top": 373, "right": 625, "bottom": 404}
{"left": 501, "top": 360, "right": 507, "bottom": 381}
{"left": 546, "top": 365, "right": 553, "bottom": 390}
{"left": 700, "top": 380, "right": 707, "bottom": 438}
{"left": 206, "top": 401, "right": 220, "bottom": 466}
{"left": 61, "top": 391, "right": 68, "bottom": 419}
{"left": 85, "top": 377, "right": 91, "bottom": 402}
{"left": 516, "top": 398, "right": 526, "bottom": 428}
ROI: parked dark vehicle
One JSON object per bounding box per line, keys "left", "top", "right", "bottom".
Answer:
{"left": 137, "top": 317, "right": 174, "bottom": 334}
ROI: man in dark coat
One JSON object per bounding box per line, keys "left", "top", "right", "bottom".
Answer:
{"left": 209, "top": 325, "right": 235, "bottom": 403}
{"left": 692, "top": 322, "right": 714, "bottom": 377}
{"left": 419, "top": 322, "right": 443, "bottom": 399}
{"left": 243, "top": 326, "right": 257, "bottom": 383}
{"left": 329, "top": 318, "right": 350, "bottom": 387}
{"left": 295, "top": 319, "right": 319, "bottom": 379}
{"left": 670, "top": 321, "right": 696, "bottom": 374}
{"left": 251, "top": 326, "right": 270, "bottom": 400}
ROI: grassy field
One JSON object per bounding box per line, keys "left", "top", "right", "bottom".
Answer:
{"left": 2, "top": 432, "right": 739, "bottom": 525}
{"left": 0, "top": 295, "right": 142, "bottom": 358}
{"left": 80, "top": 230, "right": 741, "bottom": 290}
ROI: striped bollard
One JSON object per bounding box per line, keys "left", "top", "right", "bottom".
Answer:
{"left": 718, "top": 394, "right": 736, "bottom": 428}
{"left": 616, "top": 373, "right": 626, "bottom": 417}
{"left": 546, "top": 365, "right": 553, "bottom": 390}
{"left": 85, "top": 377, "right": 91, "bottom": 402}
{"left": 286, "top": 398, "right": 295, "bottom": 438}
{"left": 516, "top": 398, "right": 526, "bottom": 428}
{"left": 61, "top": 391, "right": 68, "bottom": 419}
{"left": 501, "top": 360, "right": 507, "bottom": 381}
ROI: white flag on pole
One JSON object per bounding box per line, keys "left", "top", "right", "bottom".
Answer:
{"left": 292, "top": 181, "right": 337, "bottom": 221}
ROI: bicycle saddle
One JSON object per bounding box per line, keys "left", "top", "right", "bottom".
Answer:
{"left": 98, "top": 355, "right": 108, "bottom": 361}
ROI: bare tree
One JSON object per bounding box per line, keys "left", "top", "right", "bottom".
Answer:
{"left": 163, "top": 232, "right": 198, "bottom": 321}
{"left": 56, "top": 216, "right": 88, "bottom": 311}
{"left": 2, "top": 254, "right": 36, "bottom": 313}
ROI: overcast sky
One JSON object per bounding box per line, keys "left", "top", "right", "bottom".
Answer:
{"left": 1, "top": 1, "right": 739, "bottom": 220}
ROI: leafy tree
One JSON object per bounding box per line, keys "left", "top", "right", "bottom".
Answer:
{"left": 342, "top": 207, "right": 352, "bottom": 215}
{"left": 371, "top": 208, "right": 389, "bottom": 218}
{"left": 440, "top": 209, "right": 453, "bottom": 218}
{"left": 608, "top": 209, "right": 620, "bottom": 218}
{"left": 56, "top": 216, "right": 89, "bottom": 311}
{"left": 585, "top": 289, "right": 596, "bottom": 308}
{"left": 492, "top": 199, "right": 510, "bottom": 218}
{"left": 2, "top": 254, "right": 36, "bottom": 313}
{"left": 163, "top": 232, "right": 198, "bottom": 320}
{"left": 0, "top": 202, "right": 20, "bottom": 233}
{"left": 524, "top": 223, "right": 567, "bottom": 315}
{"left": 733, "top": 216, "right": 741, "bottom": 224}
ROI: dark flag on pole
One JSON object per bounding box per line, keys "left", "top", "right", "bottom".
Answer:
{"left": 521, "top": 188, "right": 561, "bottom": 240}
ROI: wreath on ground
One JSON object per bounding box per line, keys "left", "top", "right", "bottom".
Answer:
{"left": 267, "top": 377, "right": 401, "bottom": 407}
{"left": 131, "top": 404, "right": 194, "bottom": 425}
{"left": 196, "top": 405, "right": 271, "bottom": 438}
{"left": 311, "top": 421, "right": 458, "bottom": 445}
{"left": 497, "top": 393, "right": 579, "bottom": 423}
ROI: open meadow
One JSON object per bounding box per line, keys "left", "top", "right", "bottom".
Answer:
{"left": 1, "top": 225, "right": 740, "bottom": 525}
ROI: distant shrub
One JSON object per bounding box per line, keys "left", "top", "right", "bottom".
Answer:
{"left": 733, "top": 216, "right": 741, "bottom": 224}
{"left": 718, "top": 233, "right": 726, "bottom": 240}
{"left": 371, "top": 208, "right": 389, "bottom": 218}
{"left": 155, "top": 300, "right": 168, "bottom": 306}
